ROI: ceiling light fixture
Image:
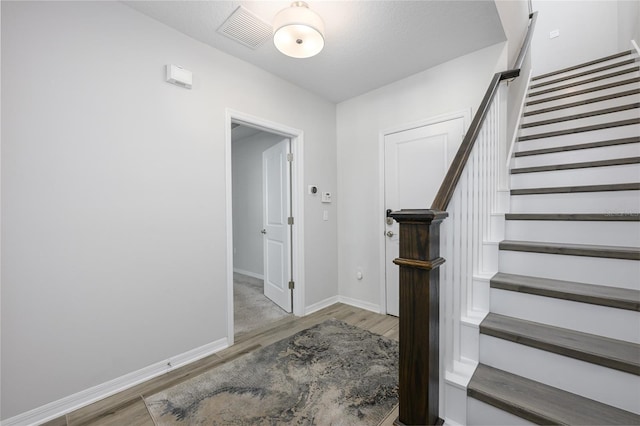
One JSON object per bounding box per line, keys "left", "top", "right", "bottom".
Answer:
{"left": 273, "top": 1, "right": 325, "bottom": 59}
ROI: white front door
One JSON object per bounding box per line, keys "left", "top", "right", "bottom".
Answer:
{"left": 384, "top": 118, "right": 465, "bottom": 316}
{"left": 262, "top": 139, "right": 292, "bottom": 313}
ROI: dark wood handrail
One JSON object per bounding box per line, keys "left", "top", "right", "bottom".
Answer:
{"left": 431, "top": 11, "right": 538, "bottom": 211}
{"left": 513, "top": 12, "right": 538, "bottom": 72}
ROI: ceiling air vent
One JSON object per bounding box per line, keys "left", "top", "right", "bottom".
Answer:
{"left": 218, "top": 6, "right": 272, "bottom": 50}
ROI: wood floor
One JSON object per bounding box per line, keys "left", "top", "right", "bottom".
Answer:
{"left": 42, "top": 303, "right": 399, "bottom": 426}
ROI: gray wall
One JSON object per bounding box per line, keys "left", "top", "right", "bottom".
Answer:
{"left": 232, "top": 131, "right": 283, "bottom": 277}
{"left": 495, "top": 0, "right": 531, "bottom": 68}
{"left": 495, "top": 0, "right": 534, "bottom": 170}
{"left": 531, "top": 1, "right": 620, "bottom": 75}
{"left": 618, "top": 0, "right": 640, "bottom": 50}
{"left": 336, "top": 42, "right": 508, "bottom": 310}
{"left": 1, "top": 1, "right": 337, "bottom": 418}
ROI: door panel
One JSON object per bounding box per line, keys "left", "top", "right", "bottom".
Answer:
{"left": 262, "top": 139, "right": 292, "bottom": 312}
{"left": 384, "top": 119, "right": 465, "bottom": 316}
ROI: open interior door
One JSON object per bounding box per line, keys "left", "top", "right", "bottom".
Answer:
{"left": 262, "top": 139, "right": 292, "bottom": 313}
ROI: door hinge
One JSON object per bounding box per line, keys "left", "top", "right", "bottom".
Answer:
{"left": 287, "top": 153, "right": 293, "bottom": 162}
{"left": 288, "top": 216, "right": 294, "bottom": 225}
{"left": 288, "top": 280, "right": 295, "bottom": 289}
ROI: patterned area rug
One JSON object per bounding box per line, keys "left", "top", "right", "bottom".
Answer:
{"left": 145, "top": 319, "right": 399, "bottom": 425}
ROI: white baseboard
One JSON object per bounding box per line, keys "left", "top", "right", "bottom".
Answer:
{"left": 338, "top": 296, "right": 381, "bottom": 314}
{"left": 444, "top": 417, "right": 465, "bottom": 426}
{"left": 632, "top": 40, "right": 640, "bottom": 56}
{"left": 233, "top": 268, "right": 264, "bottom": 280}
{"left": 304, "top": 295, "right": 381, "bottom": 316}
{"left": 305, "top": 296, "right": 340, "bottom": 315}
{"left": 2, "top": 338, "right": 228, "bottom": 426}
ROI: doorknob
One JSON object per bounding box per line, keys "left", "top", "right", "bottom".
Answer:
{"left": 386, "top": 231, "right": 394, "bottom": 238}
{"left": 261, "top": 229, "right": 267, "bottom": 234}
{"left": 386, "top": 209, "right": 394, "bottom": 225}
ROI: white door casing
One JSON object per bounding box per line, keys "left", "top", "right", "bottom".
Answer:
{"left": 226, "top": 108, "right": 305, "bottom": 346}
{"left": 383, "top": 116, "right": 467, "bottom": 316}
{"left": 262, "top": 139, "right": 292, "bottom": 313}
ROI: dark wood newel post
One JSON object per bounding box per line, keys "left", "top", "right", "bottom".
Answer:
{"left": 389, "top": 209, "right": 448, "bottom": 426}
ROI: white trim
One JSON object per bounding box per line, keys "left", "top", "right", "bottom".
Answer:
{"left": 1, "top": 338, "right": 228, "bottom": 426}
{"left": 305, "top": 296, "right": 381, "bottom": 316}
{"left": 338, "top": 296, "right": 381, "bottom": 314}
{"left": 232, "top": 268, "right": 264, "bottom": 280}
{"left": 505, "top": 68, "right": 533, "bottom": 175}
{"left": 377, "top": 109, "right": 472, "bottom": 316}
{"left": 305, "top": 296, "right": 340, "bottom": 315}
{"left": 443, "top": 418, "right": 465, "bottom": 426}
{"left": 632, "top": 40, "right": 640, "bottom": 57}
{"left": 225, "top": 109, "right": 306, "bottom": 343}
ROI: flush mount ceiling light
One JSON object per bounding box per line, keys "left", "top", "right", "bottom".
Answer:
{"left": 273, "top": 1, "right": 325, "bottom": 59}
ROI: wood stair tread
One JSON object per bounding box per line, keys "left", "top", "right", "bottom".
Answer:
{"left": 510, "top": 156, "right": 640, "bottom": 174}
{"left": 526, "top": 77, "right": 640, "bottom": 106}
{"left": 532, "top": 50, "right": 633, "bottom": 81}
{"left": 524, "top": 88, "right": 640, "bottom": 116}
{"left": 491, "top": 272, "right": 640, "bottom": 311}
{"left": 530, "top": 59, "right": 638, "bottom": 89}
{"left": 468, "top": 364, "right": 640, "bottom": 425}
{"left": 528, "top": 66, "right": 640, "bottom": 97}
{"left": 521, "top": 103, "right": 640, "bottom": 129}
{"left": 505, "top": 213, "right": 640, "bottom": 221}
{"left": 510, "top": 182, "right": 640, "bottom": 196}
{"left": 514, "top": 136, "right": 640, "bottom": 157}
{"left": 480, "top": 313, "right": 640, "bottom": 374}
{"left": 499, "top": 240, "right": 640, "bottom": 260}
{"left": 517, "top": 118, "right": 640, "bottom": 142}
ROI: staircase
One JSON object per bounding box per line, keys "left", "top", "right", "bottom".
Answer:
{"left": 467, "top": 50, "right": 640, "bottom": 424}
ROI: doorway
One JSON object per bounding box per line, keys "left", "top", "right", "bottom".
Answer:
{"left": 231, "top": 126, "right": 291, "bottom": 336}
{"left": 225, "top": 109, "right": 305, "bottom": 346}
{"left": 381, "top": 111, "right": 469, "bottom": 316}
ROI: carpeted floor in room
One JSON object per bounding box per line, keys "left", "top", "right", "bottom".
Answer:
{"left": 234, "top": 272, "right": 291, "bottom": 335}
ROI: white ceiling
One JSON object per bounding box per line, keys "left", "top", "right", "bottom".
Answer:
{"left": 123, "top": 1, "right": 506, "bottom": 103}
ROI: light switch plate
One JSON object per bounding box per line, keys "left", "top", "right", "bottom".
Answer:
{"left": 321, "top": 192, "right": 332, "bottom": 203}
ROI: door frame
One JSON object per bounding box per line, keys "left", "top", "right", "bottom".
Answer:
{"left": 225, "top": 109, "right": 305, "bottom": 345}
{"left": 378, "top": 109, "right": 471, "bottom": 315}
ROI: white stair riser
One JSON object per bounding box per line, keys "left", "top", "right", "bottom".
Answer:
{"left": 522, "top": 93, "right": 640, "bottom": 124}
{"left": 467, "top": 398, "right": 536, "bottom": 426}
{"left": 499, "top": 250, "right": 640, "bottom": 290}
{"left": 519, "top": 108, "right": 640, "bottom": 138}
{"left": 517, "top": 123, "right": 640, "bottom": 152}
{"left": 505, "top": 219, "right": 640, "bottom": 246}
{"left": 532, "top": 55, "right": 638, "bottom": 85}
{"left": 513, "top": 143, "right": 640, "bottom": 168}
{"left": 490, "top": 288, "right": 640, "bottom": 343}
{"left": 510, "top": 163, "right": 640, "bottom": 189}
{"left": 526, "top": 81, "right": 640, "bottom": 110}
{"left": 489, "top": 214, "right": 505, "bottom": 241}
{"left": 479, "top": 335, "right": 640, "bottom": 414}
{"left": 510, "top": 190, "right": 640, "bottom": 214}
{"left": 528, "top": 69, "right": 640, "bottom": 98}
{"left": 531, "top": 64, "right": 640, "bottom": 92}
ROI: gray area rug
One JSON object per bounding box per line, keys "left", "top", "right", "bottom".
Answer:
{"left": 145, "top": 319, "right": 399, "bottom": 425}
{"left": 234, "top": 273, "right": 290, "bottom": 335}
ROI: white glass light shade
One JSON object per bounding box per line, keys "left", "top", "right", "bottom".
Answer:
{"left": 273, "top": 2, "right": 325, "bottom": 59}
